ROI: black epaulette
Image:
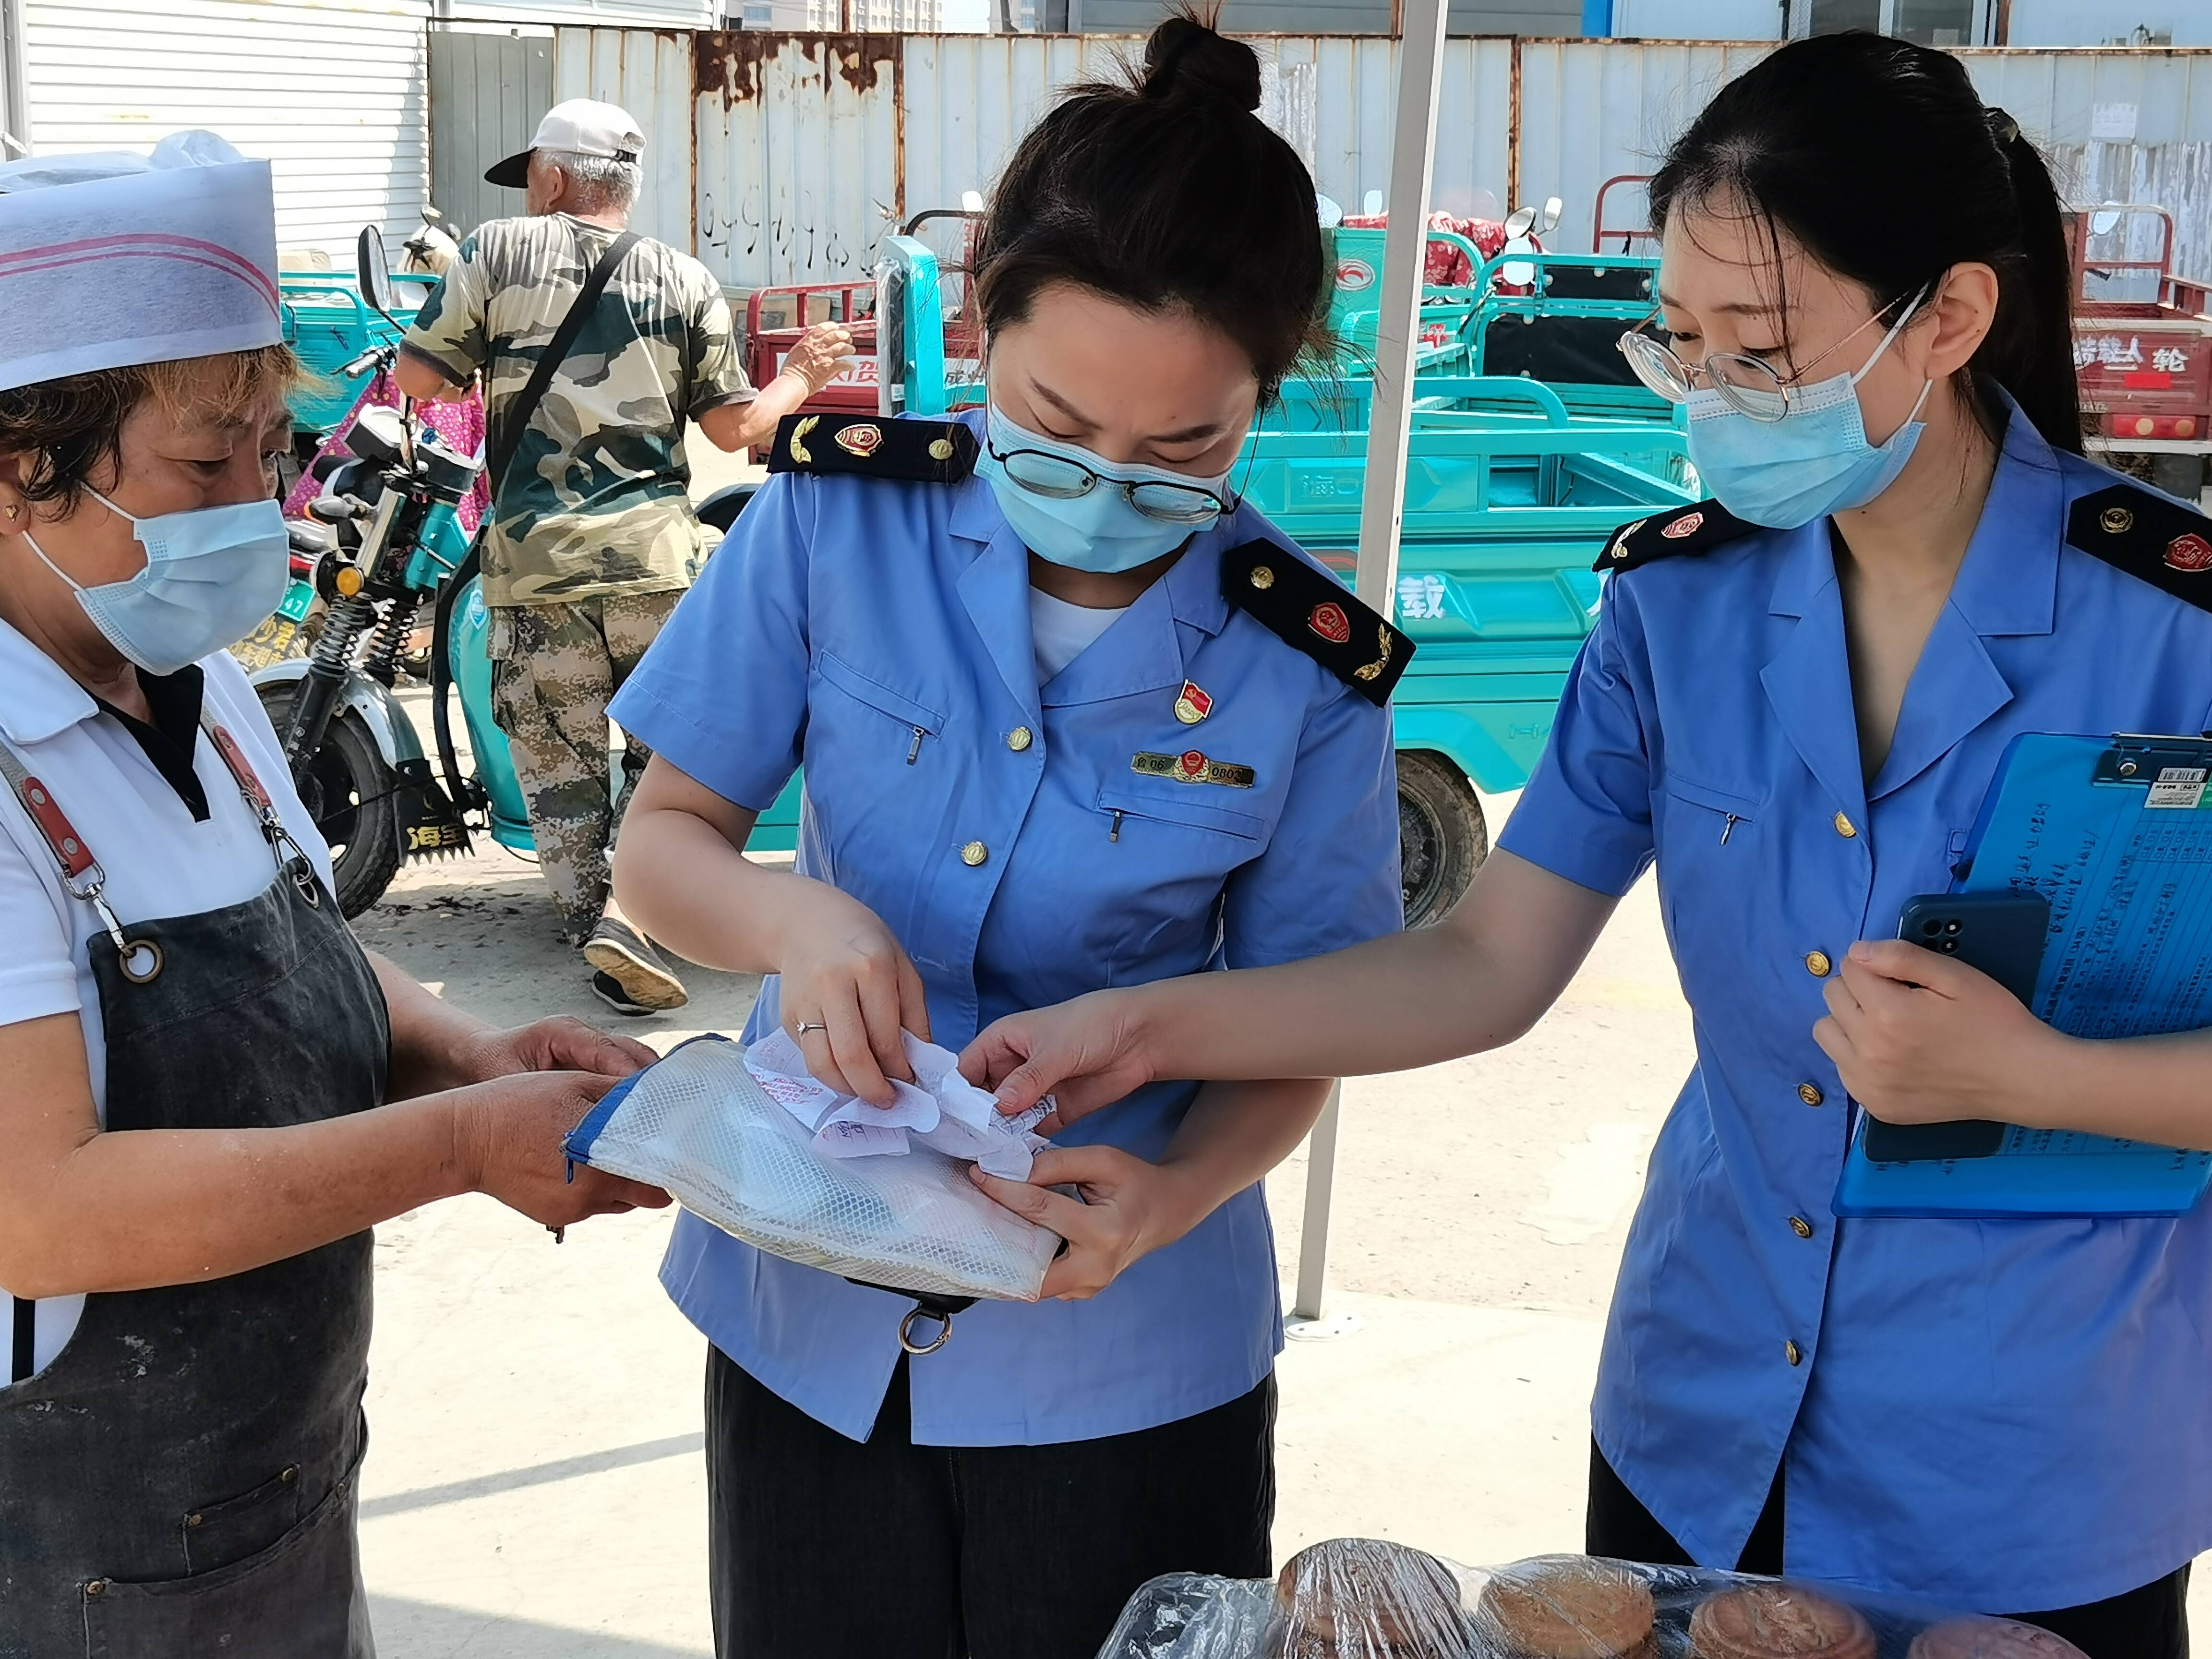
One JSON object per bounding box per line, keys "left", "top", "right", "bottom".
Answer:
{"left": 1593, "top": 499, "right": 1759, "bottom": 573}
{"left": 765, "top": 413, "right": 977, "bottom": 483}
{"left": 1221, "top": 540, "right": 1412, "bottom": 707}
{"left": 2066, "top": 483, "right": 2212, "bottom": 614}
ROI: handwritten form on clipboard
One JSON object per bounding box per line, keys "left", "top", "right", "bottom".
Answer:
{"left": 1836, "top": 733, "right": 2212, "bottom": 1216}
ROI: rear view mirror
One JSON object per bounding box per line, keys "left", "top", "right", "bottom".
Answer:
{"left": 1539, "top": 196, "right": 1563, "bottom": 235}
{"left": 1505, "top": 204, "right": 1537, "bottom": 239}
{"left": 355, "top": 225, "right": 396, "bottom": 318}
{"left": 2089, "top": 206, "right": 2123, "bottom": 237}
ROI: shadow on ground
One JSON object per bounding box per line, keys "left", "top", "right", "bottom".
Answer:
{"left": 368, "top": 1598, "right": 710, "bottom": 1658}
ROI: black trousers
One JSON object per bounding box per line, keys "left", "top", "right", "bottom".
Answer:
{"left": 1587, "top": 1441, "right": 2190, "bottom": 1659}
{"left": 705, "top": 1346, "right": 1276, "bottom": 1659}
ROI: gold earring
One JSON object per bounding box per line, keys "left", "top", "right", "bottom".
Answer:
{"left": 2, "top": 505, "right": 18, "bottom": 520}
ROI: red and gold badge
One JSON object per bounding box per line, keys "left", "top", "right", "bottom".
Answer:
{"left": 2164, "top": 532, "right": 2212, "bottom": 573}
{"left": 1661, "top": 511, "right": 1705, "bottom": 540}
{"left": 1308, "top": 602, "right": 1351, "bottom": 645}
{"left": 834, "top": 422, "right": 884, "bottom": 457}
{"left": 1173, "top": 681, "right": 1213, "bottom": 724}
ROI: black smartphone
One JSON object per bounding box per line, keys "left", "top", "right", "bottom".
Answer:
{"left": 1858, "top": 892, "right": 2051, "bottom": 1163}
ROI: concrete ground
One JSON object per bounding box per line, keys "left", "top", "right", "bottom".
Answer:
{"left": 344, "top": 443, "right": 2210, "bottom": 1652}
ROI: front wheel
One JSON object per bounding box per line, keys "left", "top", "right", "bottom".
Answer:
{"left": 1396, "top": 749, "right": 1488, "bottom": 929}
{"left": 254, "top": 681, "right": 403, "bottom": 919}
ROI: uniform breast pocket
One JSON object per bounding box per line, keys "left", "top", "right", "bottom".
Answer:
{"left": 1659, "top": 772, "right": 1762, "bottom": 852}
{"left": 812, "top": 651, "right": 946, "bottom": 766}
{"left": 1655, "top": 773, "right": 1769, "bottom": 986}
{"left": 1091, "top": 780, "right": 1269, "bottom": 984}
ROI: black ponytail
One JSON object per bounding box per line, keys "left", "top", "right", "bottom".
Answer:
{"left": 971, "top": 11, "right": 1330, "bottom": 396}
{"left": 1648, "top": 33, "right": 2082, "bottom": 456}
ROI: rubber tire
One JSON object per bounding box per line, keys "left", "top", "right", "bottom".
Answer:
{"left": 1396, "top": 749, "right": 1488, "bottom": 930}
{"left": 253, "top": 681, "right": 403, "bottom": 920}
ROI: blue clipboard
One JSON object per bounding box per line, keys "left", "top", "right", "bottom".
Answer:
{"left": 1834, "top": 731, "right": 2212, "bottom": 1219}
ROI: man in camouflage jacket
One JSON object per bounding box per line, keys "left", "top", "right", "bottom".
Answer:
{"left": 397, "top": 98, "right": 850, "bottom": 1015}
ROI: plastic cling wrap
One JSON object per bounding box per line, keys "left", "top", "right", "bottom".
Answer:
{"left": 1098, "top": 1541, "right": 2091, "bottom": 1659}
{"left": 563, "top": 1035, "right": 1061, "bottom": 1302}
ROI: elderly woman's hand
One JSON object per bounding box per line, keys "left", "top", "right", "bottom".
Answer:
{"left": 458, "top": 1016, "right": 659, "bottom": 1084}
{"left": 450, "top": 1068, "right": 671, "bottom": 1228}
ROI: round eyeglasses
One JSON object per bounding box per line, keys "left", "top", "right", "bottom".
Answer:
{"left": 1615, "top": 289, "right": 1928, "bottom": 424}
{"left": 990, "top": 443, "right": 1230, "bottom": 526}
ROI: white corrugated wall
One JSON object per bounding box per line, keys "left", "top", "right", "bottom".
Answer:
{"left": 18, "top": 0, "right": 431, "bottom": 258}
{"left": 522, "top": 29, "right": 2212, "bottom": 289}
{"left": 553, "top": 24, "right": 698, "bottom": 250}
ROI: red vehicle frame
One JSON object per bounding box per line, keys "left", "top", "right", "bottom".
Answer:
{"left": 2067, "top": 204, "right": 2212, "bottom": 488}
{"left": 738, "top": 211, "right": 984, "bottom": 459}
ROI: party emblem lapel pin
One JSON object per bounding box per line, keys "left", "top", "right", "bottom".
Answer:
{"left": 1174, "top": 681, "right": 1213, "bottom": 725}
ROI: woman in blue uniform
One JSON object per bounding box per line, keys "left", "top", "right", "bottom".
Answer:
{"left": 607, "top": 19, "right": 1404, "bottom": 1659}
{"left": 964, "top": 35, "right": 2212, "bottom": 1659}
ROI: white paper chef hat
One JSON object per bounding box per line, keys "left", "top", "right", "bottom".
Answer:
{"left": 0, "top": 131, "right": 282, "bottom": 394}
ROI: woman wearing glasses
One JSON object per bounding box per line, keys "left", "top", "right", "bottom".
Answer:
{"left": 604, "top": 18, "right": 1404, "bottom": 1659}
{"left": 963, "top": 33, "right": 2212, "bottom": 1659}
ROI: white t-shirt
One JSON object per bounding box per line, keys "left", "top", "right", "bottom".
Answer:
{"left": 0, "top": 620, "right": 336, "bottom": 1381}
{"left": 1029, "top": 587, "right": 1129, "bottom": 685}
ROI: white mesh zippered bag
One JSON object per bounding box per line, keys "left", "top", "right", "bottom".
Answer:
{"left": 564, "top": 1035, "right": 1060, "bottom": 1305}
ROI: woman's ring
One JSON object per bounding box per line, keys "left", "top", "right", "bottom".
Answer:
{"left": 795, "top": 1021, "right": 827, "bottom": 1037}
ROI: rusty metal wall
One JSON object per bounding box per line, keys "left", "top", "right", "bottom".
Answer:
{"left": 524, "top": 29, "right": 2212, "bottom": 292}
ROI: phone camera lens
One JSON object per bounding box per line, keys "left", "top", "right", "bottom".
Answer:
{"left": 1922, "top": 919, "right": 1944, "bottom": 938}
{"left": 1940, "top": 939, "right": 1959, "bottom": 952}
{"left": 1944, "top": 920, "right": 1963, "bottom": 935}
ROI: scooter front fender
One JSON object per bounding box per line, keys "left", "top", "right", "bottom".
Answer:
{"left": 248, "top": 660, "right": 427, "bottom": 771}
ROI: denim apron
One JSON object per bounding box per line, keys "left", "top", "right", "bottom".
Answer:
{"left": 0, "top": 716, "right": 386, "bottom": 1658}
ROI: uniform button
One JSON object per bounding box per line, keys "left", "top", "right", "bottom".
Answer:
{"left": 84, "top": 1580, "right": 107, "bottom": 1599}
{"left": 1789, "top": 1215, "right": 1814, "bottom": 1239}
{"left": 1785, "top": 1340, "right": 1803, "bottom": 1366}
{"left": 960, "top": 841, "right": 989, "bottom": 867}
{"left": 186, "top": 1512, "right": 204, "bottom": 1528}
{"left": 1797, "top": 1082, "right": 1825, "bottom": 1107}
{"left": 1804, "top": 950, "right": 1832, "bottom": 977}
{"left": 1832, "top": 810, "right": 1857, "bottom": 838}
{"left": 1006, "top": 726, "right": 1034, "bottom": 753}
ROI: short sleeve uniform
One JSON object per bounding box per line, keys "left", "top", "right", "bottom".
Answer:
{"left": 401, "top": 213, "right": 753, "bottom": 607}
{"left": 1496, "top": 400, "right": 2212, "bottom": 1610}
{"left": 610, "top": 409, "right": 1403, "bottom": 1446}
{"left": 0, "top": 624, "right": 334, "bottom": 1381}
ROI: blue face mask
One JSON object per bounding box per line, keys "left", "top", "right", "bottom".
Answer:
{"left": 974, "top": 405, "right": 1234, "bottom": 574}
{"left": 27, "top": 489, "right": 291, "bottom": 676}
{"left": 1684, "top": 300, "right": 1933, "bottom": 531}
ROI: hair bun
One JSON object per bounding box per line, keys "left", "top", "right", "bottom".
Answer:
{"left": 1142, "top": 14, "right": 1262, "bottom": 113}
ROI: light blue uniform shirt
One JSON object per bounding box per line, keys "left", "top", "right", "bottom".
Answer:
{"left": 1498, "top": 403, "right": 2212, "bottom": 1610}
{"left": 610, "top": 414, "right": 1402, "bottom": 1446}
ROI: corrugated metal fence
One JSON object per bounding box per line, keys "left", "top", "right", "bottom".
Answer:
{"left": 515, "top": 27, "right": 2212, "bottom": 294}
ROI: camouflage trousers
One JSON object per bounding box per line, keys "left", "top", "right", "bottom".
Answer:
{"left": 488, "top": 588, "right": 684, "bottom": 939}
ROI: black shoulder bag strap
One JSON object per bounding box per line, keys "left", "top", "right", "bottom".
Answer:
{"left": 482, "top": 225, "right": 643, "bottom": 500}
{"left": 429, "top": 225, "right": 639, "bottom": 825}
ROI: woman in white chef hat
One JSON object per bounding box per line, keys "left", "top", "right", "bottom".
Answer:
{"left": 0, "top": 133, "right": 665, "bottom": 1655}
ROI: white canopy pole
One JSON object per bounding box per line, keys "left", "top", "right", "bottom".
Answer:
{"left": 1291, "top": 0, "right": 1450, "bottom": 1325}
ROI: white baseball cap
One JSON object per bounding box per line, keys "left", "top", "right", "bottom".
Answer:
{"left": 486, "top": 99, "right": 646, "bottom": 188}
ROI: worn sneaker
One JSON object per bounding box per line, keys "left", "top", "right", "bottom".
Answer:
{"left": 583, "top": 917, "right": 689, "bottom": 1013}
{"left": 591, "top": 970, "right": 661, "bottom": 1018}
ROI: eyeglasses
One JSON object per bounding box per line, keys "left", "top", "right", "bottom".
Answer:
{"left": 1616, "top": 288, "right": 1929, "bottom": 423}
{"left": 988, "top": 442, "right": 1230, "bottom": 526}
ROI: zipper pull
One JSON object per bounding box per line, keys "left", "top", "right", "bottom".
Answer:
{"left": 1108, "top": 809, "right": 1123, "bottom": 843}
{"left": 1720, "top": 813, "right": 1739, "bottom": 846}
{"left": 906, "top": 726, "right": 926, "bottom": 765}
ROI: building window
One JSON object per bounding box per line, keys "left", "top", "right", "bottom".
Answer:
{"left": 1802, "top": 0, "right": 1985, "bottom": 42}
